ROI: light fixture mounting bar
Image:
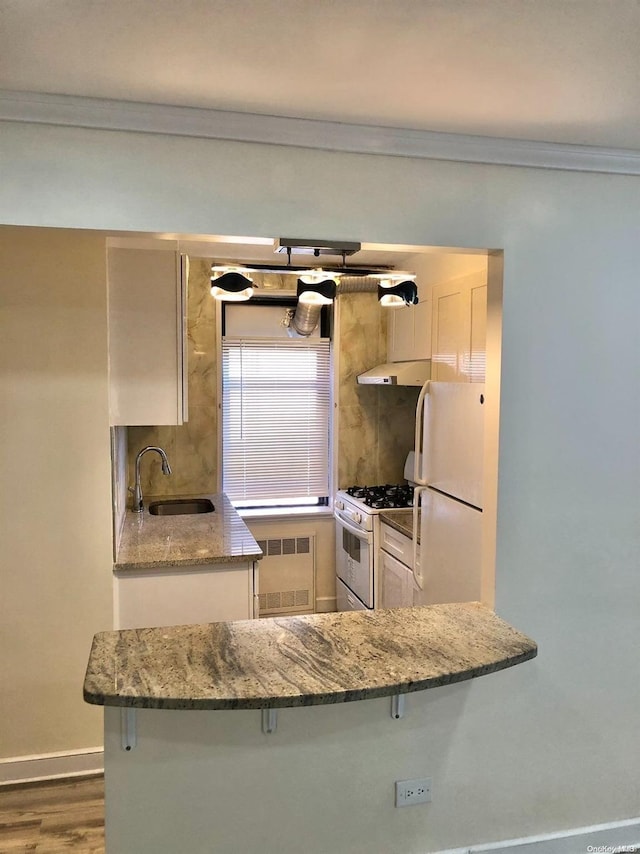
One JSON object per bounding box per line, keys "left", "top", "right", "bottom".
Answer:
{"left": 274, "top": 238, "right": 361, "bottom": 259}
{"left": 211, "top": 262, "right": 396, "bottom": 276}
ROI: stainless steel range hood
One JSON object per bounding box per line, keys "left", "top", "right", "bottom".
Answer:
{"left": 357, "top": 360, "right": 431, "bottom": 386}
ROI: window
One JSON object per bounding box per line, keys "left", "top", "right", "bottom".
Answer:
{"left": 221, "top": 336, "right": 331, "bottom": 508}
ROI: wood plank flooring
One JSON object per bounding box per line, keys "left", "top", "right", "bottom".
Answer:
{"left": 0, "top": 775, "right": 104, "bottom": 853}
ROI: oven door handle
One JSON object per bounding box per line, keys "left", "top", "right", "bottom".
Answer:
{"left": 335, "top": 513, "right": 373, "bottom": 544}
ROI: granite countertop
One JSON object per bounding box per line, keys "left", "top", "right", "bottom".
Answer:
{"left": 83, "top": 603, "right": 537, "bottom": 710}
{"left": 379, "top": 508, "right": 415, "bottom": 541}
{"left": 115, "top": 492, "right": 262, "bottom": 571}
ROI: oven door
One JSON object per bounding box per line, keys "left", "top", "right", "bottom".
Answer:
{"left": 335, "top": 511, "right": 374, "bottom": 608}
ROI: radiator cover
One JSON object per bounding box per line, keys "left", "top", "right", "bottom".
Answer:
{"left": 256, "top": 535, "right": 315, "bottom": 616}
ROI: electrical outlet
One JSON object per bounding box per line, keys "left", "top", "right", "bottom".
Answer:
{"left": 395, "top": 777, "right": 432, "bottom": 807}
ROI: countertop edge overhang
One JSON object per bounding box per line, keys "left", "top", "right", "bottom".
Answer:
{"left": 378, "top": 508, "right": 415, "bottom": 541}
{"left": 83, "top": 603, "right": 537, "bottom": 711}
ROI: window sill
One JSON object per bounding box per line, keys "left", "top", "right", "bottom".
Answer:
{"left": 238, "top": 506, "right": 334, "bottom": 522}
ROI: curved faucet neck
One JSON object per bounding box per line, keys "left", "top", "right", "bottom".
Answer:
{"left": 132, "top": 446, "right": 172, "bottom": 513}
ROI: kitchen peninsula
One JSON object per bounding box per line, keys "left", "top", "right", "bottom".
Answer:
{"left": 84, "top": 605, "right": 536, "bottom": 854}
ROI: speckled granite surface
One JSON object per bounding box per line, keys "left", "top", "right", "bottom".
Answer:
{"left": 115, "top": 492, "right": 262, "bottom": 571}
{"left": 379, "top": 509, "right": 414, "bottom": 540}
{"left": 83, "top": 603, "right": 537, "bottom": 710}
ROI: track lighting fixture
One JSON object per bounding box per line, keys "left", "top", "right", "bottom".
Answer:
{"left": 377, "top": 280, "right": 419, "bottom": 307}
{"left": 296, "top": 277, "right": 337, "bottom": 305}
{"left": 210, "top": 271, "right": 254, "bottom": 302}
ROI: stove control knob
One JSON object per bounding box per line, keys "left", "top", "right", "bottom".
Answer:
{"left": 354, "top": 512, "right": 362, "bottom": 524}
{"left": 336, "top": 500, "right": 344, "bottom": 511}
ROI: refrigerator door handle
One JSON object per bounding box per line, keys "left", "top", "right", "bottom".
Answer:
{"left": 413, "top": 381, "right": 430, "bottom": 485}
{"left": 412, "top": 486, "right": 427, "bottom": 590}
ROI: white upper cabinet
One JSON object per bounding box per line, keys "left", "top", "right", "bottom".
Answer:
{"left": 431, "top": 271, "right": 487, "bottom": 382}
{"left": 107, "top": 247, "right": 188, "bottom": 426}
{"left": 387, "top": 281, "right": 432, "bottom": 363}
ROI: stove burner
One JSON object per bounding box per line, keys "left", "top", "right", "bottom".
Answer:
{"left": 344, "top": 483, "right": 414, "bottom": 509}
{"left": 346, "top": 486, "right": 367, "bottom": 499}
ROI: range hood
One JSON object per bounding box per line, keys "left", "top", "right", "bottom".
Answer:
{"left": 357, "top": 360, "right": 431, "bottom": 386}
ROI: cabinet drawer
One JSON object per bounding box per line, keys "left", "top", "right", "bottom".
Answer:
{"left": 380, "top": 522, "right": 414, "bottom": 566}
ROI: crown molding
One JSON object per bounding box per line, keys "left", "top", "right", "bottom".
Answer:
{"left": 2, "top": 89, "right": 640, "bottom": 176}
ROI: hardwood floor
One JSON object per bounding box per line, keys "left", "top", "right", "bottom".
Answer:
{"left": 0, "top": 775, "right": 104, "bottom": 853}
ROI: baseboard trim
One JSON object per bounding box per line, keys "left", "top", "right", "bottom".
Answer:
{"left": 0, "top": 748, "right": 104, "bottom": 786}
{"left": 315, "top": 596, "right": 337, "bottom": 613}
{"left": 436, "top": 816, "right": 640, "bottom": 854}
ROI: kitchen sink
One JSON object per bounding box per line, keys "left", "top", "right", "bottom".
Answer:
{"left": 148, "top": 498, "right": 215, "bottom": 516}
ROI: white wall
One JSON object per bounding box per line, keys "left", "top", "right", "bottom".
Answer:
{"left": 1, "top": 121, "right": 639, "bottom": 848}
{"left": 0, "top": 227, "right": 114, "bottom": 761}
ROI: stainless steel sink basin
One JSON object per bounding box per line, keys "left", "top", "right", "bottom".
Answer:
{"left": 148, "top": 498, "right": 215, "bottom": 516}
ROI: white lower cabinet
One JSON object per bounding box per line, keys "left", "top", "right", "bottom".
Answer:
{"left": 378, "top": 522, "right": 419, "bottom": 609}
{"left": 379, "top": 550, "right": 414, "bottom": 609}
{"left": 114, "top": 562, "right": 258, "bottom": 629}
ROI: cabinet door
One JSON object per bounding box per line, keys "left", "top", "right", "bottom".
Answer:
{"left": 114, "top": 563, "right": 254, "bottom": 629}
{"left": 388, "top": 306, "right": 415, "bottom": 362}
{"left": 108, "top": 247, "right": 188, "bottom": 426}
{"left": 469, "top": 281, "right": 487, "bottom": 382}
{"left": 379, "top": 550, "right": 413, "bottom": 609}
{"left": 431, "top": 272, "right": 486, "bottom": 382}
{"left": 387, "top": 283, "right": 432, "bottom": 363}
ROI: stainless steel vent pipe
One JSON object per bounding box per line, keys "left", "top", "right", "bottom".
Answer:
{"left": 289, "top": 301, "right": 323, "bottom": 337}
{"left": 289, "top": 276, "right": 380, "bottom": 337}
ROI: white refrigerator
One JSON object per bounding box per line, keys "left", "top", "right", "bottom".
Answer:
{"left": 411, "top": 381, "right": 485, "bottom": 605}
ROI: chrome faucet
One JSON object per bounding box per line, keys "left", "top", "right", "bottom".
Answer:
{"left": 130, "top": 446, "right": 172, "bottom": 513}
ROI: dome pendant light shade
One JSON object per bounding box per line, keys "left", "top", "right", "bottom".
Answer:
{"left": 296, "top": 278, "right": 337, "bottom": 305}
{"left": 210, "top": 271, "right": 254, "bottom": 301}
{"left": 377, "top": 280, "right": 418, "bottom": 307}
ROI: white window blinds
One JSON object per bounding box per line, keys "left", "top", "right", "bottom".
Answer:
{"left": 221, "top": 338, "right": 331, "bottom": 503}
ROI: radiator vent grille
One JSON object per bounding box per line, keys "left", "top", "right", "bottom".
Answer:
{"left": 295, "top": 588, "right": 310, "bottom": 607}
{"left": 257, "top": 538, "right": 311, "bottom": 557}
{"left": 258, "top": 590, "right": 311, "bottom": 612}
{"left": 256, "top": 534, "right": 315, "bottom": 617}
{"left": 267, "top": 539, "right": 282, "bottom": 556}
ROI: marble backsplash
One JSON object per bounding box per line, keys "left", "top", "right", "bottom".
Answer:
{"left": 127, "top": 260, "right": 417, "bottom": 500}
{"left": 337, "top": 291, "right": 418, "bottom": 487}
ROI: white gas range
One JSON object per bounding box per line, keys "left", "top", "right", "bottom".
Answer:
{"left": 334, "top": 483, "right": 414, "bottom": 611}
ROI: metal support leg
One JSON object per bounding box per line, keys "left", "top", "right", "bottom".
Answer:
{"left": 120, "top": 707, "right": 137, "bottom": 751}
{"left": 391, "top": 694, "right": 405, "bottom": 720}
{"left": 261, "top": 708, "right": 277, "bottom": 734}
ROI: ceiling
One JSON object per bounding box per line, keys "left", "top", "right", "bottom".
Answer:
{"left": 2, "top": 0, "right": 640, "bottom": 150}
{"left": 109, "top": 234, "right": 477, "bottom": 268}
